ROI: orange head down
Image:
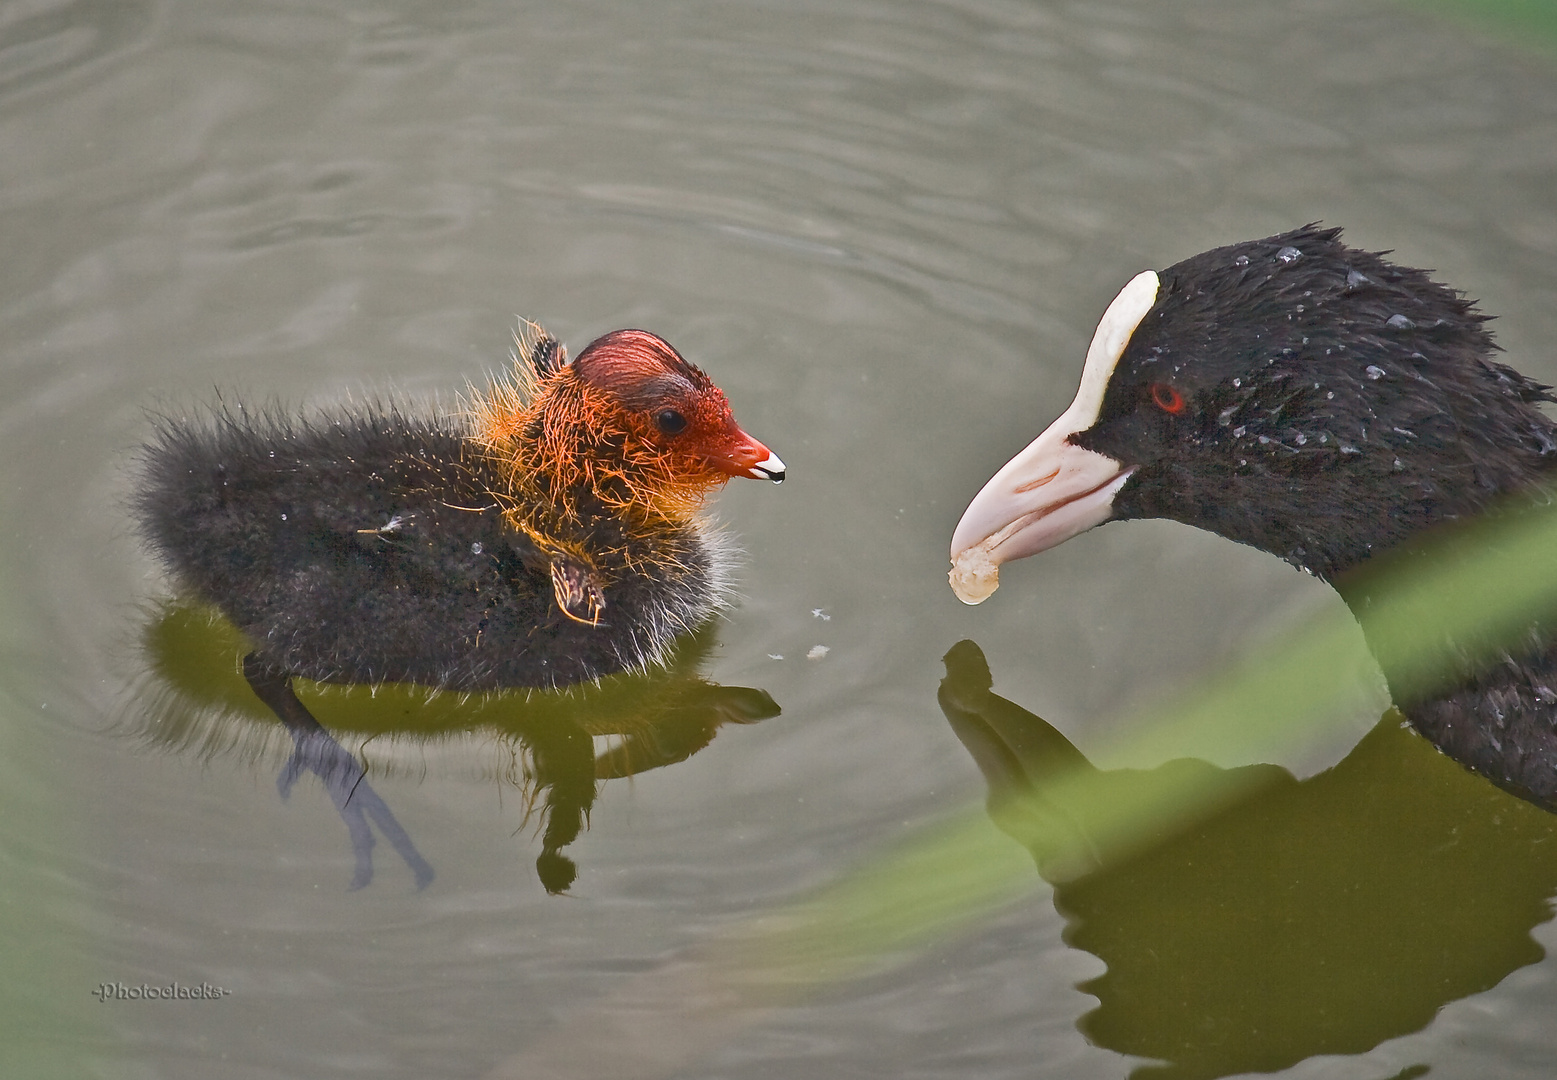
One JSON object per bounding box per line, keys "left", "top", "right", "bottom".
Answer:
{"left": 470, "top": 327, "right": 784, "bottom": 529}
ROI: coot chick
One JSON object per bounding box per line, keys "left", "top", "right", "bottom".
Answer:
{"left": 949, "top": 225, "right": 1557, "bottom": 809}
{"left": 136, "top": 326, "right": 783, "bottom": 887}
{"left": 138, "top": 326, "right": 784, "bottom": 693}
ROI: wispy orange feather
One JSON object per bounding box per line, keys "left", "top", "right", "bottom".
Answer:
{"left": 467, "top": 325, "right": 728, "bottom": 543}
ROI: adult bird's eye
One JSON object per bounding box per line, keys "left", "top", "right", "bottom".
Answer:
{"left": 1149, "top": 382, "right": 1186, "bottom": 415}
{"left": 655, "top": 408, "right": 688, "bottom": 435}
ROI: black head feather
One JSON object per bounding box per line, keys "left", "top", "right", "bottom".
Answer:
{"left": 1072, "top": 224, "right": 1557, "bottom": 579}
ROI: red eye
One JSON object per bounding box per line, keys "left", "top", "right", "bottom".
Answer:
{"left": 1149, "top": 382, "right": 1185, "bottom": 415}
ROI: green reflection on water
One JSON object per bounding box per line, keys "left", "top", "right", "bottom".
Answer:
{"left": 1411, "top": 0, "right": 1557, "bottom": 53}
{"left": 734, "top": 498, "right": 1557, "bottom": 1075}
{"left": 941, "top": 640, "right": 1557, "bottom": 1079}
{"left": 130, "top": 600, "right": 779, "bottom": 893}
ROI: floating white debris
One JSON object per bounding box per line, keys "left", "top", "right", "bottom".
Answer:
{"left": 807, "top": 645, "right": 830, "bottom": 660}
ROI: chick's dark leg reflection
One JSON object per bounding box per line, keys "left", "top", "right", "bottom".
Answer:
{"left": 242, "top": 653, "right": 435, "bottom": 890}
{"left": 524, "top": 718, "right": 595, "bottom": 895}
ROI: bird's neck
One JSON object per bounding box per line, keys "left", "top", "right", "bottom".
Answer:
{"left": 1327, "top": 490, "right": 1555, "bottom": 715}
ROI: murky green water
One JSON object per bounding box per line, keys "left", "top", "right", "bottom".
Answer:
{"left": 4, "top": 1, "right": 1557, "bottom": 1077}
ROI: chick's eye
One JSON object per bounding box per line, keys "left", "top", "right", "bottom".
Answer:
{"left": 1149, "top": 382, "right": 1186, "bottom": 415}
{"left": 655, "top": 408, "right": 688, "bottom": 435}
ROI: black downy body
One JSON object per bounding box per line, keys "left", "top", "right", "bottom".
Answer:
{"left": 136, "top": 395, "right": 721, "bottom": 693}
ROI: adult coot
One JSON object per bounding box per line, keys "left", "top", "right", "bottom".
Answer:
{"left": 949, "top": 225, "right": 1557, "bottom": 808}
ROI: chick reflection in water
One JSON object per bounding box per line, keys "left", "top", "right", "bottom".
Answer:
{"left": 938, "top": 640, "right": 1557, "bottom": 1080}
{"left": 133, "top": 601, "right": 777, "bottom": 893}
{"left": 131, "top": 324, "right": 783, "bottom": 891}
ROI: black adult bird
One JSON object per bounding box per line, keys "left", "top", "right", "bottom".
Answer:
{"left": 949, "top": 225, "right": 1557, "bottom": 809}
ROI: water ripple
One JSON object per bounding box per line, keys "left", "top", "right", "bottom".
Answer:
{"left": 0, "top": 0, "right": 156, "bottom": 102}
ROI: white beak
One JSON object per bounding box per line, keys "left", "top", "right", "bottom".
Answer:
{"left": 948, "top": 270, "right": 1159, "bottom": 604}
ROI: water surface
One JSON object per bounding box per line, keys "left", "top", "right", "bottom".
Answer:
{"left": 4, "top": 1, "right": 1557, "bottom": 1077}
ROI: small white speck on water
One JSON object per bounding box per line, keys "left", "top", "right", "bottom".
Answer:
{"left": 768, "top": 653, "right": 784, "bottom": 661}
{"left": 811, "top": 608, "right": 831, "bottom": 620}
{"left": 807, "top": 645, "right": 830, "bottom": 660}
{"left": 281, "top": 513, "right": 287, "bottom": 520}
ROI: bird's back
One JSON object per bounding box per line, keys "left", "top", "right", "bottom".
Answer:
{"left": 136, "top": 404, "right": 725, "bottom": 690}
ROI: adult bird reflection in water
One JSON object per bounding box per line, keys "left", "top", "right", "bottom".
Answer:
{"left": 134, "top": 603, "right": 779, "bottom": 893}
{"left": 951, "top": 226, "right": 1557, "bottom": 810}
{"left": 134, "top": 325, "right": 784, "bottom": 888}
{"left": 939, "top": 640, "right": 1557, "bottom": 1079}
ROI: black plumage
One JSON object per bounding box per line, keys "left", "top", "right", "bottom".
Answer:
{"left": 136, "top": 403, "right": 721, "bottom": 691}
{"left": 1089, "top": 226, "right": 1557, "bottom": 579}
{"left": 951, "top": 225, "right": 1557, "bottom": 809}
